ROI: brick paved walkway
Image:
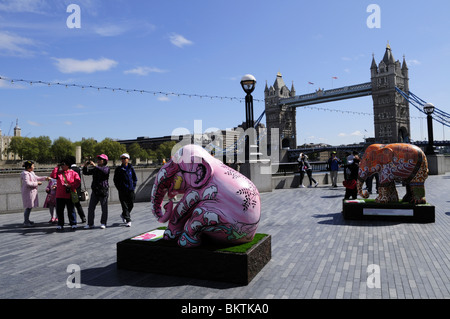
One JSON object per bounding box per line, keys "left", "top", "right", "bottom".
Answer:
{"left": 1, "top": 173, "right": 449, "bottom": 299}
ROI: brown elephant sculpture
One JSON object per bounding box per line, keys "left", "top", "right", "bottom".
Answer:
{"left": 357, "top": 143, "right": 429, "bottom": 204}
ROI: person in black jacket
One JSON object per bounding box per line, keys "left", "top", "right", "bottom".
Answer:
{"left": 114, "top": 153, "right": 137, "bottom": 227}
{"left": 83, "top": 154, "right": 110, "bottom": 229}
{"left": 343, "top": 157, "right": 360, "bottom": 200}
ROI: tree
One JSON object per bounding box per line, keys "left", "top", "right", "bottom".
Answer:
{"left": 77, "top": 138, "right": 97, "bottom": 160}
{"left": 6, "top": 136, "right": 24, "bottom": 160}
{"left": 156, "top": 141, "right": 178, "bottom": 161}
{"left": 94, "top": 138, "right": 126, "bottom": 163}
{"left": 51, "top": 137, "right": 75, "bottom": 162}
{"left": 127, "top": 143, "right": 144, "bottom": 161}
{"left": 34, "top": 136, "right": 52, "bottom": 163}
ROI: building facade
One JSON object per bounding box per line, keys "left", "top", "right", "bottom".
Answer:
{"left": 264, "top": 72, "right": 297, "bottom": 150}
{"left": 370, "top": 44, "right": 411, "bottom": 144}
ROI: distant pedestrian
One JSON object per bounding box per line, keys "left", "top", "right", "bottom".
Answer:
{"left": 71, "top": 164, "right": 86, "bottom": 223}
{"left": 343, "top": 157, "right": 360, "bottom": 200}
{"left": 83, "top": 154, "right": 110, "bottom": 229}
{"left": 366, "top": 173, "right": 379, "bottom": 195}
{"left": 114, "top": 153, "right": 137, "bottom": 227}
{"left": 327, "top": 151, "right": 341, "bottom": 187}
{"left": 20, "top": 160, "right": 50, "bottom": 227}
{"left": 297, "top": 153, "right": 318, "bottom": 188}
{"left": 43, "top": 178, "right": 58, "bottom": 224}
{"left": 51, "top": 156, "right": 81, "bottom": 231}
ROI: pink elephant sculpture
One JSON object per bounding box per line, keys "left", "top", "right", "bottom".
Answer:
{"left": 150, "top": 144, "right": 261, "bottom": 248}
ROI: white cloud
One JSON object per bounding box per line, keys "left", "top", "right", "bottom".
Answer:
{"left": 0, "top": 31, "right": 36, "bottom": 57}
{"left": 407, "top": 59, "right": 421, "bottom": 66}
{"left": 338, "top": 130, "right": 364, "bottom": 137}
{"left": 93, "top": 25, "right": 128, "bottom": 37}
{"left": 64, "top": 121, "right": 73, "bottom": 126}
{"left": 93, "top": 21, "right": 156, "bottom": 37}
{"left": 157, "top": 96, "right": 170, "bottom": 102}
{"left": 27, "top": 120, "right": 42, "bottom": 127}
{"left": 169, "top": 33, "right": 193, "bottom": 48}
{"left": 0, "top": 0, "right": 47, "bottom": 13}
{"left": 124, "top": 66, "right": 168, "bottom": 76}
{"left": 53, "top": 57, "right": 118, "bottom": 74}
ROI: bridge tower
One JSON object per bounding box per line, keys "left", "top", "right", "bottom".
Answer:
{"left": 371, "top": 44, "right": 411, "bottom": 144}
{"left": 264, "top": 72, "right": 297, "bottom": 149}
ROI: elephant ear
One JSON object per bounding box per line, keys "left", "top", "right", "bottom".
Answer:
{"left": 376, "top": 146, "right": 394, "bottom": 165}
{"left": 176, "top": 145, "right": 213, "bottom": 188}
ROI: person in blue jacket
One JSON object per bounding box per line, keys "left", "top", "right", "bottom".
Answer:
{"left": 114, "top": 153, "right": 137, "bottom": 227}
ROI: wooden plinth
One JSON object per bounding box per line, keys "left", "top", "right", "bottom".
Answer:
{"left": 342, "top": 199, "right": 435, "bottom": 223}
{"left": 116, "top": 231, "right": 271, "bottom": 285}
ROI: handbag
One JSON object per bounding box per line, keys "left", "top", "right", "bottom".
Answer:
{"left": 343, "top": 179, "right": 357, "bottom": 190}
{"left": 79, "top": 173, "right": 89, "bottom": 201}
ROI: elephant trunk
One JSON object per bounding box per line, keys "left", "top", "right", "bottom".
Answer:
{"left": 151, "top": 163, "right": 178, "bottom": 223}
{"left": 357, "top": 179, "right": 369, "bottom": 199}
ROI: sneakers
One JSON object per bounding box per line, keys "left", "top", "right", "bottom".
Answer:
{"left": 56, "top": 225, "right": 64, "bottom": 231}
{"left": 84, "top": 224, "right": 94, "bottom": 229}
{"left": 299, "top": 185, "right": 305, "bottom": 188}
{"left": 100, "top": 224, "right": 106, "bottom": 229}
{"left": 314, "top": 182, "right": 319, "bottom": 188}
{"left": 120, "top": 214, "right": 126, "bottom": 223}
{"left": 126, "top": 222, "right": 132, "bottom": 227}
{"left": 23, "top": 221, "right": 35, "bottom": 227}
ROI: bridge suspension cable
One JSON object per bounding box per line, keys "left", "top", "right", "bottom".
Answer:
{"left": 395, "top": 87, "right": 450, "bottom": 128}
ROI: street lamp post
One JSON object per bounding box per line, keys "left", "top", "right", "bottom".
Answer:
{"left": 240, "top": 74, "right": 256, "bottom": 162}
{"left": 240, "top": 74, "right": 256, "bottom": 129}
{"left": 423, "top": 103, "right": 436, "bottom": 155}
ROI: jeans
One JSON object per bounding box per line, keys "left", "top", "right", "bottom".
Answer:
{"left": 87, "top": 192, "right": 109, "bottom": 226}
{"left": 56, "top": 198, "right": 76, "bottom": 226}
{"left": 24, "top": 207, "right": 32, "bottom": 223}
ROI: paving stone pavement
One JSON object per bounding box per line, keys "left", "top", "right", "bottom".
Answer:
{"left": 1, "top": 173, "right": 449, "bottom": 300}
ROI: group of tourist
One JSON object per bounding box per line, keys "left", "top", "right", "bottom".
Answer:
{"left": 20, "top": 153, "right": 137, "bottom": 231}
{"left": 297, "top": 151, "right": 378, "bottom": 200}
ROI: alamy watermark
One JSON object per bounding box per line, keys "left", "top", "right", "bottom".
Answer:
{"left": 367, "top": 264, "right": 381, "bottom": 289}
{"left": 366, "top": 4, "right": 381, "bottom": 29}
{"left": 66, "top": 264, "right": 81, "bottom": 289}
{"left": 66, "top": 4, "right": 81, "bottom": 29}
{"left": 170, "top": 120, "right": 280, "bottom": 175}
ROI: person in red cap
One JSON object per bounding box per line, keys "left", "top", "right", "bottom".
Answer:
{"left": 82, "top": 154, "right": 110, "bottom": 229}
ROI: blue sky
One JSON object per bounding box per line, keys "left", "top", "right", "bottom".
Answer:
{"left": 0, "top": 0, "right": 449, "bottom": 146}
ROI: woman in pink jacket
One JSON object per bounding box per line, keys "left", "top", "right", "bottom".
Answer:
{"left": 51, "top": 156, "right": 81, "bottom": 231}
{"left": 21, "top": 160, "right": 50, "bottom": 227}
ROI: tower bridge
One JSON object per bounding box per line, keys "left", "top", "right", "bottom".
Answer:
{"left": 265, "top": 44, "right": 411, "bottom": 150}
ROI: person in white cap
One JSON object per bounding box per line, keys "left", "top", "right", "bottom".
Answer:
{"left": 114, "top": 153, "right": 137, "bottom": 227}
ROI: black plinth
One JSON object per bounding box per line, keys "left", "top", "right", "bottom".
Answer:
{"left": 342, "top": 199, "right": 435, "bottom": 223}
{"left": 116, "top": 231, "right": 271, "bottom": 285}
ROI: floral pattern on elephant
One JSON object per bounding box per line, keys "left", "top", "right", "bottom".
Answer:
{"left": 150, "top": 144, "right": 261, "bottom": 248}
{"left": 357, "top": 143, "right": 428, "bottom": 204}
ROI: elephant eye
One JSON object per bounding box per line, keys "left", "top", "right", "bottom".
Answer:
{"left": 195, "top": 164, "right": 207, "bottom": 184}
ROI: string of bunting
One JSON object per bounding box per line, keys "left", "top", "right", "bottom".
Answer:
{"left": 0, "top": 76, "right": 265, "bottom": 103}
{"left": 301, "top": 105, "right": 425, "bottom": 120}
{"left": 0, "top": 76, "right": 430, "bottom": 121}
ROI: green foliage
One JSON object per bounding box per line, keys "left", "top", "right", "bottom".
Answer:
{"left": 4, "top": 135, "right": 181, "bottom": 165}
{"left": 94, "top": 138, "right": 127, "bottom": 162}
{"left": 51, "top": 137, "right": 75, "bottom": 162}
{"left": 77, "top": 138, "right": 97, "bottom": 160}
